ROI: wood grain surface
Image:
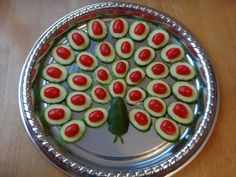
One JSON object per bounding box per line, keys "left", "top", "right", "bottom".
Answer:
{"left": 0, "top": 0, "right": 235, "bottom": 176}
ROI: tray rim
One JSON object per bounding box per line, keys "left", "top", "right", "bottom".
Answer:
{"left": 18, "top": 2, "right": 219, "bottom": 177}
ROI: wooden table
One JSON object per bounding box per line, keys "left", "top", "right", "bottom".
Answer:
{"left": 0, "top": 0, "right": 235, "bottom": 176}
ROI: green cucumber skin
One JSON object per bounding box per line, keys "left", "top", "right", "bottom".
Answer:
{"left": 168, "top": 115, "right": 194, "bottom": 126}
{"left": 83, "top": 116, "right": 106, "bottom": 128}
{"left": 155, "top": 130, "right": 180, "bottom": 143}
{"left": 172, "top": 91, "right": 199, "bottom": 104}
{"left": 130, "top": 121, "right": 152, "bottom": 133}
{"left": 107, "top": 97, "right": 129, "bottom": 137}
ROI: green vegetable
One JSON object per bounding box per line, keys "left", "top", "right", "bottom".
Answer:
{"left": 107, "top": 97, "right": 129, "bottom": 143}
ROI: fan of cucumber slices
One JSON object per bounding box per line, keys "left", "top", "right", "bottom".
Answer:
{"left": 39, "top": 18, "right": 198, "bottom": 144}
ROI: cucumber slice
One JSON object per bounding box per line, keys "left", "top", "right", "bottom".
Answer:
{"left": 84, "top": 107, "right": 108, "bottom": 128}
{"left": 115, "top": 38, "right": 134, "bottom": 59}
{"left": 67, "top": 29, "right": 90, "bottom": 51}
{"left": 66, "top": 92, "right": 92, "bottom": 111}
{"left": 88, "top": 19, "right": 107, "bottom": 40}
{"left": 129, "top": 109, "right": 152, "bottom": 132}
{"left": 168, "top": 102, "right": 194, "bottom": 125}
{"left": 144, "top": 97, "right": 166, "bottom": 117}
{"left": 146, "top": 62, "right": 169, "bottom": 79}
{"left": 42, "top": 63, "right": 68, "bottom": 83}
{"left": 91, "top": 85, "right": 111, "bottom": 104}
{"left": 112, "top": 60, "right": 129, "bottom": 78}
{"left": 161, "top": 44, "right": 185, "bottom": 63}
{"left": 172, "top": 82, "right": 198, "bottom": 103}
{"left": 170, "top": 62, "right": 196, "bottom": 81}
{"left": 155, "top": 117, "right": 180, "bottom": 142}
{"left": 40, "top": 83, "right": 67, "bottom": 104}
{"left": 76, "top": 52, "right": 98, "bottom": 71}
{"left": 67, "top": 73, "right": 92, "bottom": 91}
{"left": 109, "top": 79, "right": 127, "bottom": 97}
{"left": 94, "top": 66, "right": 112, "bottom": 85}
{"left": 60, "top": 120, "right": 86, "bottom": 143}
{"left": 147, "top": 80, "right": 171, "bottom": 98}
{"left": 147, "top": 29, "right": 169, "bottom": 49}
{"left": 129, "top": 21, "right": 150, "bottom": 41}
{"left": 44, "top": 104, "right": 71, "bottom": 125}
{"left": 52, "top": 45, "right": 75, "bottom": 65}
{"left": 126, "top": 67, "right": 145, "bottom": 85}
{"left": 95, "top": 42, "right": 115, "bottom": 63}
{"left": 126, "top": 87, "right": 146, "bottom": 105}
{"left": 109, "top": 18, "right": 128, "bottom": 38}
{"left": 134, "top": 46, "right": 155, "bottom": 66}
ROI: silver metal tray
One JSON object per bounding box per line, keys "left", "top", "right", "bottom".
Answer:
{"left": 18, "top": 2, "right": 219, "bottom": 177}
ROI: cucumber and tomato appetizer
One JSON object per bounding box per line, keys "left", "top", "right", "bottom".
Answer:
{"left": 115, "top": 38, "right": 134, "bottom": 59}
{"left": 42, "top": 63, "right": 68, "bottom": 83}
{"left": 129, "top": 109, "right": 152, "bottom": 132}
{"left": 147, "top": 80, "right": 171, "bottom": 99}
{"left": 168, "top": 102, "right": 194, "bottom": 125}
{"left": 146, "top": 62, "right": 169, "bottom": 79}
{"left": 67, "top": 73, "right": 92, "bottom": 91}
{"left": 134, "top": 46, "right": 155, "bottom": 66}
{"left": 95, "top": 42, "right": 115, "bottom": 63}
{"left": 129, "top": 21, "right": 150, "bottom": 41}
{"left": 126, "top": 67, "right": 145, "bottom": 85}
{"left": 109, "top": 79, "right": 127, "bottom": 97}
{"left": 60, "top": 120, "right": 86, "bottom": 143}
{"left": 91, "top": 85, "right": 111, "bottom": 104}
{"left": 109, "top": 18, "right": 128, "bottom": 38}
{"left": 84, "top": 107, "right": 108, "bottom": 128}
{"left": 126, "top": 87, "right": 146, "bottom": 105}
{"left": 170, "top": 62, "right": 196, "bottom": 81}
{"left": 161, "top": 44, "right": 185, "bottom": 63}
{"left": 44, "top": 104, "right": 71, "bottom": 125}
{"left": 94, "top": 66, "right": 112, "bottom": 85}
{"left": 40, "top": 83, "right": 67, "bottom": 104}
{"left": 112, "top": 60, "right": 129, "bottom": 78}
{"left": 107, "top": 97, "right": 129, "bottom": 143}
{"left": 67, "top": 29, "right": 90, "bottom": 51}
{"left": 52, "top": 45, "right": 75, "bottom": 65}
{"left": 147, "top": 29, "right": 169, "bottom": 49}
{"left": 172, "top": 82, "right": 198, "bottom": 103}
{"left": 155, "top": 117, "right": 180, "bottom": 142}
{"left": 76, "top": 52, "right": 98, "bottom": 71}
{"left": 66, "top": 92, "right": 92, "bottom": 111}
{"left": 144, "top": 97, "right": 166, "bottom": 117}
{"left": 88, "top": 19, "right": 107, "bottom": 40}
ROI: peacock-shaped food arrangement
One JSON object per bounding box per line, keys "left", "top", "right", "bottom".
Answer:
{"left": 40, "top": 18, "right": 198, "bottom": 143}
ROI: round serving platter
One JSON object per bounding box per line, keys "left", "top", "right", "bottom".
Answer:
{"left": 18, "top": 2, "right": 219, "bottom": 177}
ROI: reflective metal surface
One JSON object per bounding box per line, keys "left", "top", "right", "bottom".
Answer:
{"left": 18, "top": 2, "right": 219, "bottom": 177}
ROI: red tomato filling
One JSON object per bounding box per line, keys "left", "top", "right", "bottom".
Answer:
{"left": 134, "top": 23, "right": 145, "bottom": 35}
{"left": 56, "top": 47, "right": 71, "bottom": 60}
{"left": 148, "top": 99, "right": 163, "bottom": 112}
{"left": 113, "top": 19, "right": 124, "bottom": 33}
{"left": 48, "top": 108, "right": 65, "bottom": 120}
{"left": 46, "top": 67, "right": 62, "bottom": 79}
{"left": 44, "top": 87, "right": 60, "bottom": 99}
{"left": 178, "top": 86, "right": 193, "bottom": 97}
{"left": 160, "top": 120, "right": 177, "bottom": 135}
{"left": 92, "top": 21, "right": 103, "bottom": 35}
{"left": 173, "top": 103, "right": 188, "bottom": 118}
{"left": 71, "top": 94, "right": 86, "bottom": 105}
{"left": 94, "top": 88, "right": 107, "bottom": 99}
{"left": 79, "top": 54, "right": 94, "bottom": 67}
{"left": 65, "top": 123, "right": 80, "bottom": 137}
{"left": 89, "top": 110, "right": 104, "bottom": 122}
{"left": 134, "top": 112, "right": 148, "bottom": 125}
{"left": 152, "top": 33, "right": 165, "bottom": 45}
{"left": 72, "top": 32, "right": 85, "bottom": 46}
